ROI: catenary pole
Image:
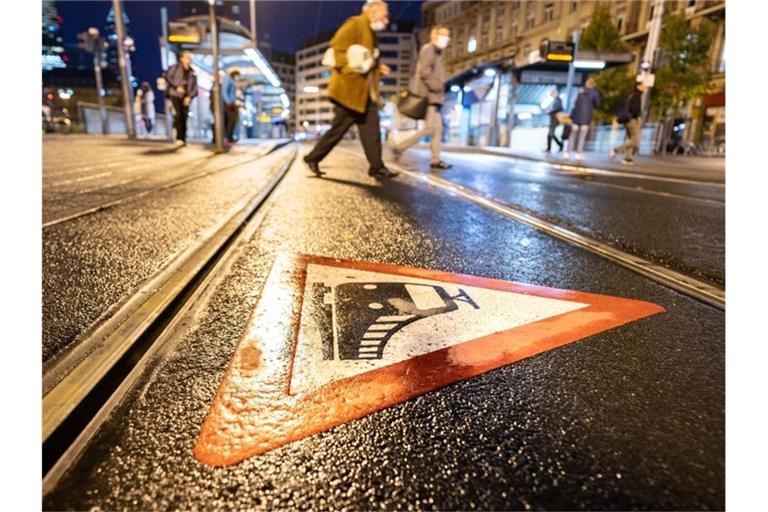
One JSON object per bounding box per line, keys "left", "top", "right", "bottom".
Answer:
{"left": 160, "top": 7, "right": 174, "bottom": 141}
{"left": 564, "top": 30, "right": 580, "bottom": 113}
{"left": 112, "top": 0, "right": 136, "bottom": 139}
{"left": 209, "top": 0, "right": 225, "bottom": 153}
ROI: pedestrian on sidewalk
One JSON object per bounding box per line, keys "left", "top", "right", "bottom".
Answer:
{"left": 303, "top": 0, "right": 398, "bottom": 179}
{"left": 564, "top": 77, "right": 600, "bottom": 161}
{"left": 165, "top": 50, "right": 198, "bottom": 146}
{"left": 543, "top": 87, "right": 564, "bottom": 153}
{"left": 611, "top": 81, "right": 646, "bottom": 165}
{"left": 134, "top": 82, "right": 156, "bottom": 137}
{"left": 388, "top": 24, "right": 452, "bottom": 170}
{"left": 222, "top": 68, "right": 241, "bottom": 146}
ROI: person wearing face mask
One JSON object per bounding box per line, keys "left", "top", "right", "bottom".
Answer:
{"left": 388, "top": 25, "right": 452, "bottom": 170}
{"left": 303, "top": 0, "right": 398, "bottom": 179}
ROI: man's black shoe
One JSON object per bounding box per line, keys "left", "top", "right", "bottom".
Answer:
{"left": 303, "top": 157, "right": 325, "bottom": 176}
{"left": 430, "top": 160, "right": 453, "bottom": 170}
{"left": 369, "top": 167, "right": 399, "bottom": 179}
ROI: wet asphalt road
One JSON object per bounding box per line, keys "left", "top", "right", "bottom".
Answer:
{"left": 42, "top": 136, "right": 290, "bottom": 363}
{"left": 393, "top": 147, "right": 725, "bottom": 286}
{"left": 44, "top": 145, "right": 724, "bottom": 510}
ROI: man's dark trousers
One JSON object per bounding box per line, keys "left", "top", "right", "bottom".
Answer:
{"left": 305, "top": 99, "right": 384, "bottom": 170}
{"left": 546, "top": 118, "right": 563, "bottom": 151}
{"left": 225, "top": 104, "right": 239, "bottom": 142}
{"left": 170, "top": 96, "right": 189, "bottom": 143}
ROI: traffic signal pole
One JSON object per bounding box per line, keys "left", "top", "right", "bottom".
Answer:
{"left": 112, "top": 0, "right": 136, "bottom": 139}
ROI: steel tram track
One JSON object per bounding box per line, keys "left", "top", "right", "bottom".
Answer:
{"left": 340, "top": 148, "right": 725, "bottom": 310}
{"left": 43, "top": 141, "right": 291, "bottom": 228}
{"left": 42, "top": 146, "right": 297, "bottom": 489}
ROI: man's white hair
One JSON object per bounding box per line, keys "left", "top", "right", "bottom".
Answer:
{"left": 362, "top": 0, "right": 386, "bottom": 13}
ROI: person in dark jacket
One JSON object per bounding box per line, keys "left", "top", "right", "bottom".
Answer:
{"left": 611, "top": 82, "right": 646, "bottom": 164}
{"left": 543, "top": 87, "right": 564, "bottom": 152}
{"left": 564, "top": 77, "right": 600, "bottom": 161}
{"left": 165, "top": 50, "right": 198, "bottom": 146}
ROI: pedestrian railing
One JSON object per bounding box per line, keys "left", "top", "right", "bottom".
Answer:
{"left": 78, "top": 101, "right": 170, "bottom": 138}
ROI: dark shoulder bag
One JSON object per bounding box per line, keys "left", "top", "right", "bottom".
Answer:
{"left": 396, "top": 56, "right": 428, "bottom": 120}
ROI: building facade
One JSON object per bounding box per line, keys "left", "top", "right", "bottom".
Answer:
{"left": 42, "top": 0, "right": 66, "bottom": 71}
{"left": 295, "top": 23, "right": 418, "bottom": 136}
{"left": 260, "top": 42, "right": 296, "bottom": 131}
{"left": 420, "top": 0, "right": 725, "bottom": 152}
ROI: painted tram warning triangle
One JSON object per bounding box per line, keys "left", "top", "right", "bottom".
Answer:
{"left": 195, "top": 254, "right": 664, "bottom": 466}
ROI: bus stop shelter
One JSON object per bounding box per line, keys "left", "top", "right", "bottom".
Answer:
{"left": 163, "top": 15, "right": 289, "bottom": 141}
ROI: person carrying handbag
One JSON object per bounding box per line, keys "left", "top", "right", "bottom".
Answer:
{"left": 388, "top": 24, "right": 452, "bottom": 170}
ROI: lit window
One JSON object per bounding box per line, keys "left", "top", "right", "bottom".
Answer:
{"left": 543, "top": 3, "right": 555, "bottom": 22}
{"left": 616, "top": 8, "right": 626, "bottom": 32}
{"left": 467, "top": 36, "right": 477, "bottom": 53}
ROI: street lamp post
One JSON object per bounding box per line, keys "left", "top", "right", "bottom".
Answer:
{"left": 88, "top": 27, "right": 108, "bottom": 134}
{"left": 112, "top": 0, "right": 136, "bottom": 139}
{"left": 209, "top": 0, "right": 225, "bottom": 153}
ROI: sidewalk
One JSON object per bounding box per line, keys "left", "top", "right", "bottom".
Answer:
{"left": 431, "top": 144, "right": 725, "bottom": 184}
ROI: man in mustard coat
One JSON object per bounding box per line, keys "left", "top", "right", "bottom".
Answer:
{"left": 303, "top": 0, "right": 398, "bottom": 179}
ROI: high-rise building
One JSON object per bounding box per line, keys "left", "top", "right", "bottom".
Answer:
{"left": 42, "top": 0, "right": 67, "bottom": 70}
{"left": 104, "top": 5, "right": 132, "bottom": 82}
{"left": 260, "top": 41, "right": 296, "bottom": 131}
{"left": 295, "top": 23, "right": 417, "bottom": 135}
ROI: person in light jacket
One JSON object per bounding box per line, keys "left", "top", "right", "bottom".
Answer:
{"left": 564, "top": 77, "right": 600, "bottom": 161}
{"left": 165, "top": 50, "right": 198, "bottom": 146}
{"left": 303, "top": 0, "right": 398, "bottom": 179}
{"left": 388, "top": 24, "right": 452, "bottom": 170}
{"left": 134, "top": 82, "right": 156, "bottom": 136}
{"left": 222, "top": 68, "right": 241, "bottom": 145}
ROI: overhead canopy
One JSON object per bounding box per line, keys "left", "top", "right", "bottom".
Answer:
{"left": 172, "top": 15, "right": 288, "bottom": 117}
